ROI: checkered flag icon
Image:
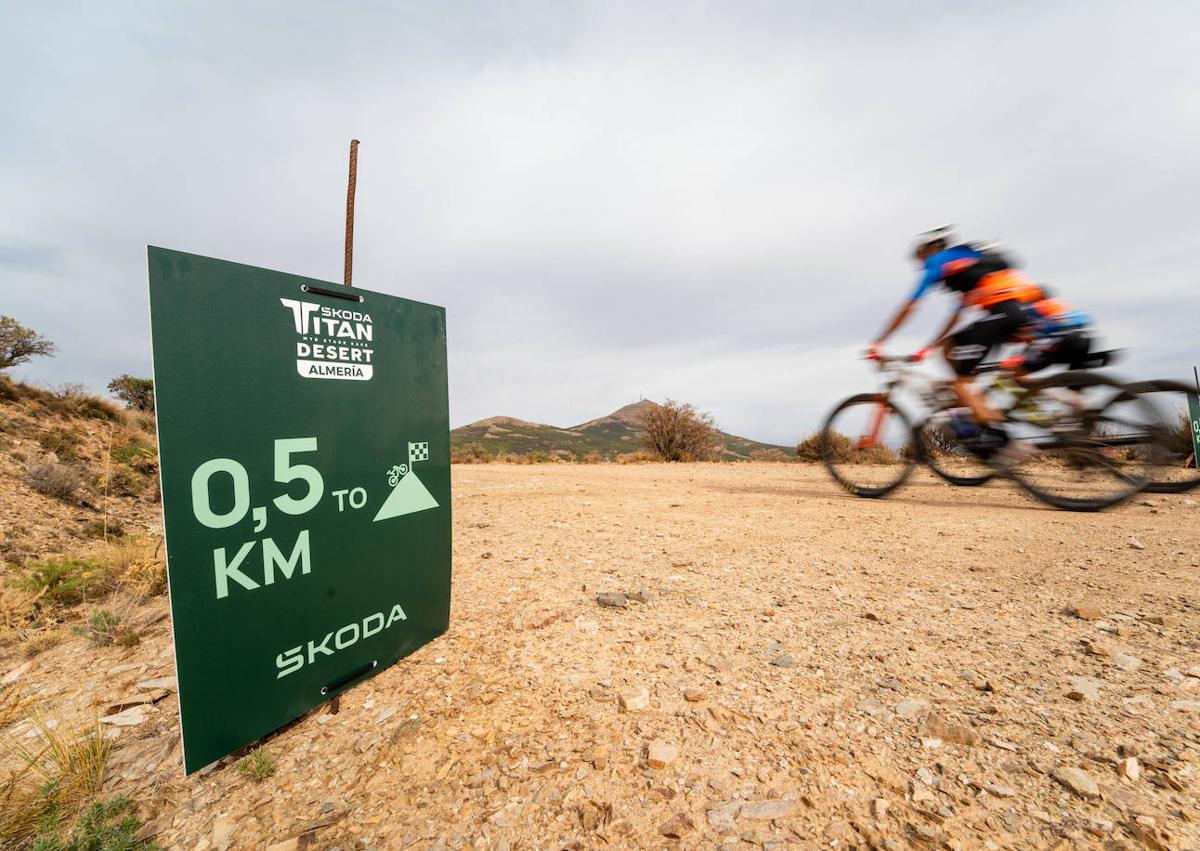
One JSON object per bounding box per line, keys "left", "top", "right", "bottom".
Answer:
{"left": 408, "top": 441, "right": 430, "bottom": 464}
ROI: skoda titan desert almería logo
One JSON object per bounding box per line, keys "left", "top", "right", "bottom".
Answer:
{"left": 279, "top": 298, "right": 375, "bottom": 381}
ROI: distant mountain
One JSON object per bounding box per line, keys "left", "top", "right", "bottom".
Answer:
{"left": 451, "top": 400, "right": 791, "bottom": 461}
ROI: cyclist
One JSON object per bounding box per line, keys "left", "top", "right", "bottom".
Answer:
{"left": 868, "top": 225, "right": 1090, "bottom": 439}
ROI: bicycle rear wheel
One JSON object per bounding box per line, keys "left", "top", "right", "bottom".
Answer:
{"left": 919, "top": 408, "right": 996, "bottom": 487}
{"left": 820, "top": 393, "right": 916, "bottom": 498}
{"left": 1124, "top": 379, "right": 1200, "bottom": 494}
{"left": 1000, "top": 372, "right": 1159, "bottom": 511}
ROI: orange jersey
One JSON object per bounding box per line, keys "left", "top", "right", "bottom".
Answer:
{"left": 962, "top": 269, "right": 1044, "bottom": 309}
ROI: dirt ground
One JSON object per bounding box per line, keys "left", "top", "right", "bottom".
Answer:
{"left": 7, "top": 462, "right": 1200, "bottom": 849}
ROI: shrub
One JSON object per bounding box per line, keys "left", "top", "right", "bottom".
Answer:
{"left": 450, "top": 443, "right": 491, "bottom": 464}
{"left": 106, "top": 375, "right": 155, "bottom": 413}
{"left": 796, "top": 431, "right": 897, "bottom": 464}
{"left": 22, "top": 630, "right": 64, "bottom": 657}
{"left": 920, "top": 421, "right": 961, "bottom": 456}
{"left": 13, "top": 558, "right": 110, "bottom": 607}
{"left": 26, "top": 462, "right": 86, "bottom": 503}
{"left": 36, "top": 429, "right": 83, "bottom": 462}
{"left": 640, "top": 400, "right": 720, "bottom": 462}
{"left": 110, "top": 442, "right": 156, "bottom": 467}
{"left": 107, "top": 465, "right": 143, "bottom": 498}
{"left": 0, "top": 717, "right": 110, "bottom": 847}
{"left": 80, "top": 519, "right": 124, "bottom": 539}
{"left": 523, "top": 450, "right": 552, "bottom": 464}
{"left": 0, "top": 316, "right": 56, "bottom": 371}
{"left": 30, "top": 795, "right": 157, "bottom": 851}
{"left": 795, "top": 432, "right": 825, "bottom": 462}
{"left": 1163, "top": 408, "right": 1195, "bottom": 460}
{"left": 73, "top": 607, "right": 140, "bottom": 648}
{"left": 615, "top": 450, "right": 658, "bottom": 464}
{"left": 236, "top": 747, "right": 277, "bottom": 781}
{"left": 580, "top": 451, "right": 604, "bottom": 464}
{"left": 750, "top": 448, "right": 790, "bottom": 462}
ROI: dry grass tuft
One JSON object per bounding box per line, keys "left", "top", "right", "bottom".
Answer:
{"left": 0, "top": 713, "right": 109, "bottom": 846}
{"left": 104, "top": 537, "right": 166, "bottom": 599}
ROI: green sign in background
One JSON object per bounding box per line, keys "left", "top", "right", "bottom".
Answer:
{"left": 148, "top": 247, "right": 450, "bottom": 773}
{"left": 1189, "top": 391, "right": 1200, "bottom": 465}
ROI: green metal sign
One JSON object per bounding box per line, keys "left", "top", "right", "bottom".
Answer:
{"left": 148, "top": 247, "right": 450, "bottom": 774}
{"left": 1189, "top": 391, "right": 1200, "bottom": 465}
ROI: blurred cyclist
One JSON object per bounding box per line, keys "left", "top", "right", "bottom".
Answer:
{"left": 869, "top": 225, "right": 1092, "bottom": 438}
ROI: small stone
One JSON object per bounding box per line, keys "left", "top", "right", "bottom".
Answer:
{"left": 1118, "top": 757, "right": 1140, "bottom": 781}
{"left": 1054, "top": 766, "right": 1100, "bottom": 799}
{"left": 683, "top": 688, "right": 706, "bottom": 702}
{"left": 658, "top": 813, "right": 693, "bottom": 839}
{"left": 872, "top": 798, "right": 889, "bottom": 818}
{"left": 1186, "top": 667, "right": 1200, "bottom": 679}
{"left": 923, "top": 715, "right": 978, "bottom": 746}
{"left": 1112, "top": 653, "right": 1142, "bottom": 672}
{"left": 895, "top": 699, "right": 929, "bottom": 719}
{"left": 857, "top": 698, "right": 889, "bottom": 718}
{"left": 135, "top": 676, "right": 177, "bottom": 691}
{"left": 1067, "top": 677, "right": 1102, "bottom": 702}
{"left": 984, "top": 783, "right": 1017, "bottom": 798}
{"left": 739, "top": 799, "right": 793, "bottom": 820}
{"left": 211, "top": 817, "right": 236, "bottom": 851}
{"left": 1070, "top": 604, "right": 1105, "bottom": 621}
{"left": 618, "top": 686, "right": 649, "bottom": 711}
{"left": 596, "top": 592, "right": 627, "bottom": 608}
{"left": 1145, "top": 615, "right": 1179, "bottom": 628}
{"left": 1, "top": 661, "right": 34, "bottom": 687}
{"left": 1170, "top": 699, "right": 1200, "bottom": 712}
{"left": 706, "top": 802, "right": 741, "bottom": 830}
{"left": 100, "top": 707, "right": 147, "bottom": 727}
{"left": 646, "top": 740, "right": 678, "bottom": 769}
{"left": 1129, "top": 538, "right": 1146, "bottom": 550}
{"left": 589, "top": 745, "right": 609, "bottom": 769}
{"left": 628, "top": 587, "right": 654, "bottom": 604}
{"left": 769, "top": 654, "right": 797, "bottom": 668}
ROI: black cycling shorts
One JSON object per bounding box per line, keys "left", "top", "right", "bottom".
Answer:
{"left": 946, "top": 300, "right": 1027, "bottom": 376}
{"left": 1021, "top": 330, "right": 1093, "bottom": 373}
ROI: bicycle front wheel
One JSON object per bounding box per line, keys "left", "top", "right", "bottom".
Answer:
{"left": 820, "top": 393, "right": 916, "bottom": 498}
{"left": 1000, "top": 372, "right": 1160, "bottom": 511}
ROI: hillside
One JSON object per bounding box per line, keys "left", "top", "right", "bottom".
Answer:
{"left": 452, "top": 400, "right": 790, "bottom": 461}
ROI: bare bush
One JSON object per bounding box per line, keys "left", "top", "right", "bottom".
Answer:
{"left": 26, "top": 461, "right": 85, "bottom": 502}
{"left": 640, "top": 400, "right": 720, "bottom": 462}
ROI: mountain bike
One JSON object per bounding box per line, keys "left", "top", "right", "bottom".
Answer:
{"left": 819, "top": 355, "right": 1162, "bottom": 511}
{"left": 921, "top": 375, "right": 1200, "bottom": 496}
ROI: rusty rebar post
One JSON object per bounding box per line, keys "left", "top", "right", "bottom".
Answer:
{"left": 344, "top": 139, "right": 360, "bottom": 286}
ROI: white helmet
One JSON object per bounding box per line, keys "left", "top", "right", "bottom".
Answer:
{"left": 912, "top": 224, "right": 957, "bottom": 258}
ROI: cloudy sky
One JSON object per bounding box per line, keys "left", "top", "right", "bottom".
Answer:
{"left": 3, "top": 1, "right": 1198, "bottom": 445}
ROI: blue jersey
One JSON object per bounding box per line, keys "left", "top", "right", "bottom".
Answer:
{"left": 908, "top": 245, "right": 983, "bottom": 302}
